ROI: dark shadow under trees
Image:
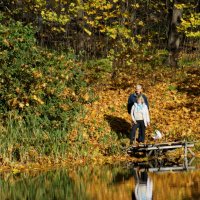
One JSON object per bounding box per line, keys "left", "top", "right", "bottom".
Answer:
{"left": 104, "top": 114, "right": 131, "bottom": 139}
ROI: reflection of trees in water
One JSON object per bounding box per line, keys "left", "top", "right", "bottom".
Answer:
{"left": 0, "top": 170, "right": 89, "bottom": 200}
{"left": 0, "top": 163, "right": 199, "bottom": 200}
{"left": 151, "top": 171, "right": 200, "bottom": 200}
{"left": 189, "top": 180, "right": 200, "bottom": 200}
{"left": 0, "top": 165, "right": 134, "bottom": 200}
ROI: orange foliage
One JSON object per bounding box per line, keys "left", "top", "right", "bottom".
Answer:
{"left": 81, "top": 66, "right": 200, "bottom": 153}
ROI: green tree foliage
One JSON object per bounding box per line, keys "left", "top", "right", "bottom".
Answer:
{"left": 176, "top": 2, "right": 200, "bottom": 38}
{"left": 2, "top": 1, "right": 167, "bottom": 63}
{"left": 0, "top": 14, "right": 90, "bottom": 134}
{"left": 2, "top": 0, "right": 200, "bottom": 63}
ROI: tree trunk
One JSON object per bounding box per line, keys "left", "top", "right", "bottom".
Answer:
{"left": 167, "top": 0, "right": 182, "bottom": 68}
{"left": 196, "top": 0, "right": 200, "bottom": 12}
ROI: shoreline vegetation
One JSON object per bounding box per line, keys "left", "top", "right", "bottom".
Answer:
{"left": 1, "top": 13, "right": 200, "bottom": 173}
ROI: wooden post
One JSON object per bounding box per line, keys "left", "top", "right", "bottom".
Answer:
{"left": 184, "top": 141, "right": 188, "bottom": 170}
{"left": 147, "top": 150, "right": 153, "bottom": 157}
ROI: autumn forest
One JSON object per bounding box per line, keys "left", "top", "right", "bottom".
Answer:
{"left": 0, "top": 0, "right": 200, "bottom": 170}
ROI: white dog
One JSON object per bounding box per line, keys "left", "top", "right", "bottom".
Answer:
{"left": 152, "top": 129, "right": 162, "bottom": 140}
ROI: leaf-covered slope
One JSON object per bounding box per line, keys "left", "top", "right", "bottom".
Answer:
{"left": 80, "top": 66, "right": 200, "bottom": 150}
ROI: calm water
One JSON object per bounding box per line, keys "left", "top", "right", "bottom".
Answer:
{"left": 0, "top": 159, "right": 199, "bottom": 200}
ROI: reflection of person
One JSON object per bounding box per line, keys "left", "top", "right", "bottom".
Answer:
{"left": 132, "top": 169, "right": 153, "bottom": 200}
{"left": 130, "top": 95, "right": 150, "bottom": 145}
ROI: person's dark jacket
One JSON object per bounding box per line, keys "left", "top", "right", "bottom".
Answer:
{"left": 127, "top": 93, "right": 149, "bottom": 114}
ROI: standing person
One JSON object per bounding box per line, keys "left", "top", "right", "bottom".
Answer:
{"left": 130, "top": 95, "right": 150, "bottom": 145}
{"left": 127, "top": 84, "right": 149, "bottom": 143}
{"left": 127, "top": 85, "right": 149, "bottom": 114}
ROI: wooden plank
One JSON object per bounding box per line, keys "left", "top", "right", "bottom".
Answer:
{"left": 188, "top": 157, "right": 195, "bottom": 165}
{"left": 188, "top": 148, "right": 195, "bottom": 156}
{"left": 148, "top": 166, "right": 195, "bottom": 172}
{"left": 152, "top": 141, "right": 194, "bottom": 147}
{"left": 131, "top": 145, "right": 181, "bottom": 151}
{"left": 129, "top": 143, "right": 194, "bottom": 151}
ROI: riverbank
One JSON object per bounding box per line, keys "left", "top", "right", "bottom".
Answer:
{"left": 0, "top": 152, "right": 199, "bottom": 174}
{"left": 1, "top": 15, "right": 200, "bottom": 170}
{"left": 1, "top": 61, "right": 200, "bottom": 171}
{"left": 1, "top": 60, "right": 200, "bottom": 169}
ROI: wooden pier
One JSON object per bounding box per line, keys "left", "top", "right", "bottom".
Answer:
{"left": 127, "top": 141, "right": 195, "bottom": 159}
{"left": 127, "top": 156, "right": 196, "bottom": 172}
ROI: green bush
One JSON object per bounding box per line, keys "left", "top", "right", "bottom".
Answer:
{"left": 85, "top": 58, "right": 113, "bottom": 84}
{"left": 0, "top": 14, "right": 93, "bottom": 162}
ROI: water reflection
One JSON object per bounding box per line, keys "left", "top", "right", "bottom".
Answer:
{"left": 128, "top": 157, "right": 197, "bottom": 200}
{"left": 0, "top": 170, "right": 90, "bottom": 200}
{"left": 0, "top": 158, "right": 199, "bottom": 200}
{"left": 128, "top": 156, "right": 196, "bottom": 172}
{"left": 132, "top": 169, "right": 153, "bottom": 200}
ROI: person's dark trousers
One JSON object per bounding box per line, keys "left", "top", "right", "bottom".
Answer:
{"left": 130, "top": 120, "right": 146, "bottom": 144}
{"left": 138, "top": 127, "right": 144, "bottom": 142}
